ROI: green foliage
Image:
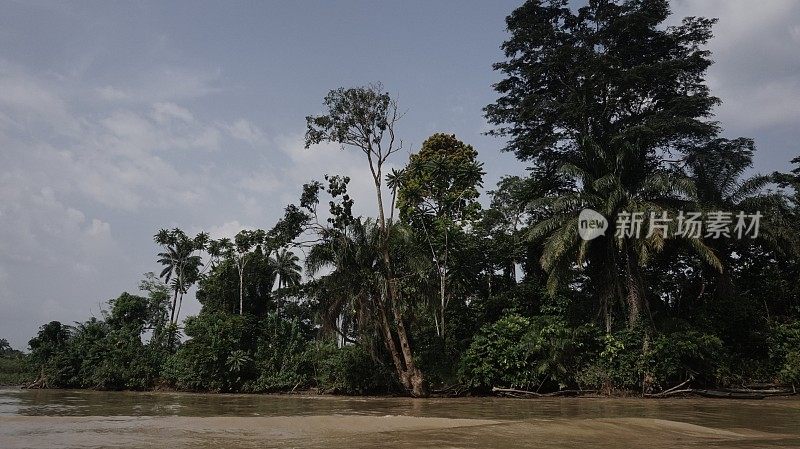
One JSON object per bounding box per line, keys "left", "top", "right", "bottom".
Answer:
{"left": 396, "top": 133, "right": 484, "bottom": 223}
{"left": 249, "top": 315, "right": 312, "bottom": 392}
{"left": 0, "top": 355, "right": 32, "bottom": 386}
{"left": 769, "top": 321, "right": 800, "bottom": 385}
{"left": 311, "top": 342, "right": 394, "bottom": 395}
{"left": 647, "top": 330, "right": 727, "bottom": 389}
{"left": 18, "top": 1, "right": 800, "bottom": 397}
{"left": 197, "top": 248, "right": 276, "bottom": 316}
{"left": 164, "top": 312, "right": 313, "bottom": 393}
{"left": 0, "top": 340, "right": 32, "bottom": 386}
{"left": 164, "top": 313, "right": 258, "bottom": 392}
{"left": 460, "top": 314, "right": 597, "bottom": 391}
{"left": 577, "top": 326, "right": 728, "bottom": 392}
{"left": 305, "top": 84, "right": 393, "bottom": 150}
{"left": 26, "top": 291, "right": 171, "bottom": 390}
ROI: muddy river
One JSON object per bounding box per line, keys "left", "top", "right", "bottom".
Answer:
{"left": 1, "top": 388, "right": 798, "bottom": 448}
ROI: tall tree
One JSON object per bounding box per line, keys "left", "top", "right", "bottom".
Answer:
{"left": 395, "top": 133, "right": 484, "bottom": 338}
{"left": 485, "top": 0, "right": 723, "bottom": 328}
{"left": 154, "top": 229, "right": 209, "bottom": 327}
{"left": 684, "top": 137, "right": 790, "bottom": 300}
{"left": 305, "top": 83, "right": 428, "bottom": 396}
{"left": 270, "top": 248, "right": 302, "bottom": 314}
{"left": 212, "top": 230, "right": 265, "bottom": 316}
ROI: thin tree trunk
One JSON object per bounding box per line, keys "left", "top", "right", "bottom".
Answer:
{"left": 390, "top": 293, "right": 427, "bottom": 397}
{"left": 376, "top": 299, "right": 411, "bottom": 390}
{"left": 373, "top": 164, "right": 427, "bottom": 397}
{"left": 625, "top": 244, "right": 642, "bottom": 327}
{"left": 239, "top": 269, "right": 244, "bottom": 315}
{"left": 276, "top": 274, "right": 282, "bottom": 316}
{"left": 176, "top": 292, "right": 184, "bottom": 326}
{"left": 439, "top": 271, "right": 446, "bottom": 339}
{"left": 169, "top": 289, "right": 178, "bottom": 326}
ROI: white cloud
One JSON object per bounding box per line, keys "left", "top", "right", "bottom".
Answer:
{"left": 96, "top": 86, "right": 129, "bottom": 101}
{"left": 238, "top": 173, "right": 280, "bottom": 194}
{"left": 671, "top": 0, "right": 800, "bottom": 131}
{"left": 207, "top": 220, "right": 251, "bottom": 240}
{"left": 92, "top": 67, "right": 223, "bottom": 105}
{"left": 152, "top": 102, "right": 195, "bottom": 124}
{"left": 224, "top": 119, "right": 266, "bottom": 145}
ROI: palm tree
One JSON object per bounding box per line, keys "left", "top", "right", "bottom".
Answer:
{"left": 306, "top": 221, "right": 383, "bottom": 343}
{"left": 154, "top": 229, "right": 207, "bottom": 327}
{"left": 527, "top": 142, "right": 722, "bottom": 330}
{"left": 685, "top": 138, "right": 791, "bottom": 299}
{"left": 305, "top": 219, "right": 428, "bottom": 396}
{"left": 270, "top": 248, "right": 302, "bottom": 314}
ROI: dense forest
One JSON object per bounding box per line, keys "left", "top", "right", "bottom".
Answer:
{"left": 4, "top": 0, "right": 799, "bottom": 398}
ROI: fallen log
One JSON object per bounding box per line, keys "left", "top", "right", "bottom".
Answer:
{"left": 692, "top": 389, "right": 766, "bottom": 400}
{"left": 23, "top": 377, "right": 46, "bottom": 389}
{"left": 645, "top": 378, "right": 693, "bottom": 398}
{"left": 491, "top": 387, "right": 594, "bottom": 398}
{"left": 645, "top": 388, "right": 694, "bottom": 398}
{"left": 647, "top": 388, "right": 767, "bottom": 399}
{"left": 718, "top": 388, "right": 796, "bottom": 396}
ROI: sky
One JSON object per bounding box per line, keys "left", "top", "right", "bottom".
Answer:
{"left": 1, "top": 0, "right": 798, "bottom": 349}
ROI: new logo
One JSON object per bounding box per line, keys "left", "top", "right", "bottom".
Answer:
{"left": 578, "top": 209, "right": 608, "bottom": 241}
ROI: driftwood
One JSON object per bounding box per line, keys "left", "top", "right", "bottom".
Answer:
{"left": 645, "top": 376, "right": 797, "bottom": 399}
{"left": 491, "top": 387, "right": 594, "bottom": 398}
{"left": 433, "top": 384, "right": 469, "bottom": 397}
{"left": 692, "top": 389, "right": 766, "bottom": 399}
{"left": 718, "top": 388, "right": 796, "bottom": 395}
{"left": 23, "top": 377, "right": 46, "bottom": 389}
{"left": 646, "top": 388, "right": 797, "bottom": 399}
{"left": 644, "top": 377, "right": 693, "bottom": 398}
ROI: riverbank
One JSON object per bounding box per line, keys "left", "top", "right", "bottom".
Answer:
{"left": 6, "top": 383, "right": 797, "bottom": 401}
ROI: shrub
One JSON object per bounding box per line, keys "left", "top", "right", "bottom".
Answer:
{"left": 769, "top": 321, "right": 800, "bottom": 385}
{"left": 577, "top": 326, "right": 728, "bottom": 392}
{"left": 460, "top": 314, "right": 598, "bottom": 391}
{"left": 0, "top": 354, "right": 33, "bottom": 386}
{"left": 249, "top": 315, "right": 312, "bottom": 392}
{"left": 311, "top": 341, "right": 394, "bottom": 395}
{"left": 163, "top": 313, "right": 258, "bottom": 391}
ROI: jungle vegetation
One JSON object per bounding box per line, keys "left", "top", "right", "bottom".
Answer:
{"left": 9, "top": 0, "right": 800, "bottom": 397}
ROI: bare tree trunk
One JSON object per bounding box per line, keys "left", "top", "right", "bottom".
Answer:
{"left": 276, "top": 274, "right": 282, "bottom": 316}
{"left": 176, "top": 292, "right": 184, "bottom": 324}
{"left": 376, "top": 299, "right": 412, "bottom": 391}
{"left": 169, "top": 289, "right": 178, "bottom": 326}
{"left": 439, "top": 271, "right": 446, "bottom": 339}
{"left": 391, "top": 299, "right": 427, "bottom": 397}
{"left": 239, "top": 268, "right": 244, "bottom": 315}
{"left": 625, "top": 244, "right": 642, "bottom": 327}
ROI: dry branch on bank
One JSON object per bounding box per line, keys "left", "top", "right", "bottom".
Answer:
{"left": 491, "top": 387, "right": 595, "bottom": 398}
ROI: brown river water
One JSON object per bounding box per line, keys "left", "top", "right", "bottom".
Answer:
{"left": 0, "top": 388, "right": 798, "bottom": 448}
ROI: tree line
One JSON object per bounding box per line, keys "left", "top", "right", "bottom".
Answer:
{"left": 7, "top": 0, "right": 799, "bottom": 397}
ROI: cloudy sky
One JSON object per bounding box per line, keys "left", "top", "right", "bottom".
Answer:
{"left": 1, "top": 0, "right": 798, "bottom": 349}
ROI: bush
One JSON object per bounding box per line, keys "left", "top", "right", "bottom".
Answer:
{"left": 164, "top": 312, "right": 314, "bottom": 393}
{"left": 163, "top": 313, "right": 258, "bottom": 392}
{"left": 311, "top": 342, "right": 395, "bottom": 395}
{"left": 249, "top": 315, "right": 312, "bottom": 392}
{"left": 647, "top": 329, "right": 727, "bottom": 389}
{"left": 769, "top": 321, "right": 800, "bottom": 385}
{"left": 460, "top": 314, "right": 598, "bottom": 391}
{"left": 577, "top": 326, "right": 728, "bottom": 393}
{"left": 0, "top": 354, "right": 33, "bottom": 386}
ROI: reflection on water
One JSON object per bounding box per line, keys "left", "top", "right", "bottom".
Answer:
{"left": 1, "top": 388, "right": 798, "bottom": 448}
